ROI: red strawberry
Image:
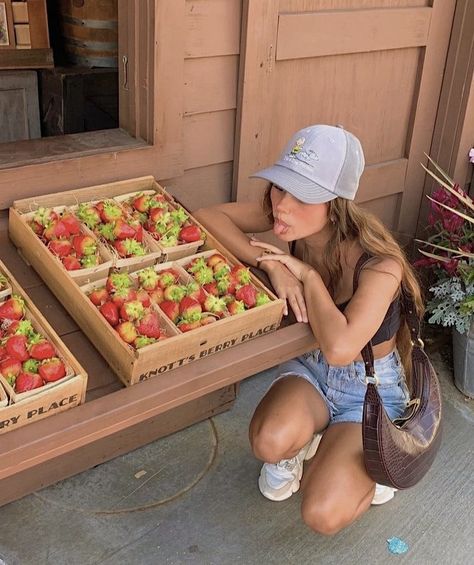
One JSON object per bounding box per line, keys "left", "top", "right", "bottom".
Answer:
{"left": 203, "top": 295, "right": 227, "bottom": 317}
{"left": 32, "top": 207, "right": 58, "bottom": 228}
{"left": 119, "top": 300, "right": 145, "bottom": 322}
{"left": 0, "top": 357, "right": 22, "bottom": 383}
{"left": 159, "top": 300, "right": 179, "bottom": 323}
{"left": 88, "top": 287, "right": 110, "bottom": 307}
{"left": 76, "top": 204, "right": 101, "bottom": 229}
{"left": 106, "top": 272, "right": 133, "bottom": 293}
{"left": 227, "top": 299, "right": 246, "bottom": 315}
{"left": 0, "top": 345, "right": 8, "bottom": 361}
{"left": 163, "top": 284, "right": 187, "bottom": 302}
{"left": 62, "top": 255, "right": 81, "bottom": 271}
{"left": 48, "top": 239, "right": 73, "bottom": 257}
{"left": 177, "top": 320, "right": 201, "bottom": 332}
{"left": 98, "top": 200, "right": 123, "bottom": 223}
{"left": 216, "top": 275, "right": 237, "bottom": 296}
{"left": 148, "top": 287, "right": 164, "bottom": 304}
{"left": 43, "top": 220, "right": 70, "bottom": 241}
{"left": 60, "top": 212, "right": 81, "bottom": 235}
{"left": 203, "top": 282, "right": 219, "bottom": 296}
{"left": 81, "top": 254, "right": 100, "bottom": 269}
{"left": 133, "top": 336, "right": 157, "bottom": 349}
{"left": 111, "top": 287, "right": 137, "bottom": 308}
{"left": 116, "top": 321, "right": 137, "bottom": 344}
{"left": 5, "top": 334, "right": 29, "bottom": 361}
{"left": 137, "top": 268, "right": 160, "bottom": 291}
{"left": 99, "top": 301, "right": 120, "bottom": 326}
{"left": 235, "top": 283, "right": 257, "bottom": 308}
{"left": 157, "top": 269, "right": 180, "bottom": 289}
{"left": 207, "top": 253, "right": 227, "bottom": 268}
{"left": 0, "top": 295, "right": 25, "bottom": 320}
{"left": 193, "top": 266, "right": 214, "bottom": 286}
{"left": 29, "top": 340, "right": 56, "bottom": 360}
{"left": 113, "top": 239, "right": 146, "bottom": 258}
{"left": 113, "top": 219, "right": 136, "bottom": 240}
{"left": 5, "top": 319, "right": 35, "bottom": 337}
{"left": 136, "top": 288, "right": 151, "bottom": 308}
{"left": 186, "top": 282, "right": 207, "bottom": 304}
{"left": 29, "top": 220, "right": 44, "bottom": 236}
{"left": 231, "top": 265, "right": 251, "bottom": 285}
{"left": 39, "top": 357, "right": 66, "bottom": 383}
{"left": 148, "top": 206, "right": 168, "bottom": 223}
{"left": 15, "top": 371, "right": 44, "bottom": 392}
{"left": 132, "top": 193, "right": 151, "bottom": 213}
{"left": 136, "top": 311, "right": 161, "bottom": 339}
{"left": 179, "top": 225, "right": 202, "bottom": 243}
{"left": 179, "top": 296, "right": 202, "bottom": 321}
{"left": 72, "top": 234, "right": 97, "bottom": 257}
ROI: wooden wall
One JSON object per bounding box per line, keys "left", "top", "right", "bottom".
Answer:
{"left": 161, "top": 0, "right": 242, "bottom": 211}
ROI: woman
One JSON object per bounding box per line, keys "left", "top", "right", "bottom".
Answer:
{"left": 194, "top": 124, "right": 423, "bottom": 535}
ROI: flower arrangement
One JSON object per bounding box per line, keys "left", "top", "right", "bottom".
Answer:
{"left": 415, "top": 156, "right": 474, "bottom": 335}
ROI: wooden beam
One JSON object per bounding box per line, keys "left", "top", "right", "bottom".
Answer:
{"left": 277, "top": 8, "right": 432, "bottom": 61}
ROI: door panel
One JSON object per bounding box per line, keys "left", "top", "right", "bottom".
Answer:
{"left": 234, "top": 0, "right": 456, "bottom": 240}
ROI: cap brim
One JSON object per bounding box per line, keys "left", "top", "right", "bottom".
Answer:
{"left": 250, "top": 164, "right": 337, "bottom": 204}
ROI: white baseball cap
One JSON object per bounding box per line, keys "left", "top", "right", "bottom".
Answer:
{"left": 250, "top": 124, "right": 365, "bottom": 203}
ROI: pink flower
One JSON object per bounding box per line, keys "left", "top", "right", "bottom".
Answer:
{"left": 442, "top": 211, "right": 464, "bottom": 232}
{"left": 413, "top": 257, "right": 438, "bottom": 269}
{"left": 442, "top": 259, "right": 459, "bottom": 277}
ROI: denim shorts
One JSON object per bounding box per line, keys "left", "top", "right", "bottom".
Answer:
{"left": 276, "top": 349, "right": 410, "bottom": 424}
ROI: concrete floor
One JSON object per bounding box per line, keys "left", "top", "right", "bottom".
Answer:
{"left": 0, "top": 345, "right": 472, "bottom": 565}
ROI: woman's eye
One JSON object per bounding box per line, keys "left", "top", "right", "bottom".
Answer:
{"left": 272, "top": 185, "right": 283, "bottom": 192}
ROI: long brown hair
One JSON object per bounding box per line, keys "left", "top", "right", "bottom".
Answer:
{"left": 263, "top": 186, "right": 424, "bottom": 378}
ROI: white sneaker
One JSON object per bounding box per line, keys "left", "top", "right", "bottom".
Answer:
{"left": 371, "top": 484, "right": 397, "bottom": 505}
{"left": 258, "top": 433, "right": 322, "bottom": 501}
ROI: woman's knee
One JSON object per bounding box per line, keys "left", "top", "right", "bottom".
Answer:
{"left": 249, "top": 417, "right": 304, "bottom": 463}
{"left": 301, "top": 496, "right": 354, "bottom": 536}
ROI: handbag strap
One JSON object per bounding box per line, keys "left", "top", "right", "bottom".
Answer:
{"left": 352, "top": 252, "right": 422, "bottom": 377}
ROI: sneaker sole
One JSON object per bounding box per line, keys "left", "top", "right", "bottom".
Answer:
{"left": 371, "top": 487, "right": 397, "bottom": 505}
{"left": 258, "top": 470, "right": 301, "bottom": 502}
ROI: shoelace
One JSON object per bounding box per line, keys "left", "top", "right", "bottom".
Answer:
{"left": 265, "top": 457, "right": 298, "bottom": 484}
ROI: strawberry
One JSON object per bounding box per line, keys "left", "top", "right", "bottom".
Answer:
{"left": 15, "top": 371, "right": 44, "bottom": 392}
{"left": 137, "top": 268, "right": 160, "bottom": 291}
{"left": 116, "top": 321, "right": 137, "bottom": 344}
{"left": 113, "top": 239, "right": 146, "bottom": 257}
{"left": 76, "top": 203, "right": 101, "bottom": 230}
{"left": 170, "top": 207, "right": 189, "bottom": 225}
{"left": 5, "top": 334, "right": 29, "bottom": 361}
{"left": 227, "top": 299, "right": 246, "bottom": 315}
{"left": 159, "top": 300, "right": 179, "bottom": 323}
{"left": 111, "top": 287, "right": 137, "bottom": 308}
{"left": 157, "top": 269, "right": 180, "bottom": 289}
{"left": 29, "top": 340, "right": 56, "bottom": 360}
{"left": 23, "top": 358, "right": 40, "bottom": 373}
{"left": 0, "top": 357, "right": 22, "bottom": 384}
{"left": 149, "top": 206, "right": 168, "bottom": 223}
{"left": 62, "top": 255, "right": 81, "bottom": 271}
{"left": 136, "top": 288, "right": 151, "bottom": 308}
{"left": 130, "top": 221, "right": 144, "bottom": 243}
{"left": 179, "top": 296, "right": 202, "bottom": 321}
{"left": 206, "top": 253, "right": 227, "bottom": 268}
{"left": 106, "top": 272, "right": 133, "bottom": 293}
{"left": 163, "top": 284, "right": 187, "bottom": 303}
{"left": 231, "top": 265, "right": 252, "bottom": 285}
{"left": 148, "top": 287, "right": 164, "bottom": 304}
{"left": 212, "top": 262, "right": 231, "bottom": 278}
{"left": 203, "top": 295, "right": 227, "bottom": 317}
{"left": 99, "top": 301, "right": 120, "bottom": 326}
{"left": 113, "top": 219, "right": 136, "bottom": 240}
{"left": 193, "top": 266, "right": 214, "bottom": 286}
{"left": 81, "top": 254, "right": 100, "bottom": 268}
{"left": 203, "top": 282, "right": 219, "bottom": 296}
{"left": 88, "top": 287, "right": 110, "bottom": 306}
{"left": 98, "top": 200, "right": 123, "bottom": 223}
{"left": 177, "top": 320, "right": 201, "bottom": 332}
{"left": 32, "top": 207, "right": 58, "bottom": 228}
{"left": 134, "top": 336, "right": 157, "bottom": 349}
{"left": 235, "top": 284, "right": 257, "bottom": 308}
{"left": 132, "top": 193, "right": 151, "bottom": 213}
{"left": 29, "top": 220, "right": 44, "bottom": 236}
{"left": 256, "top": 292, "right": 271, "bottom": 307}
{"left": 72, "top": 234, "right": 97, "bottom": 257}
{"left": 216, "top": 275, "right": 237, "bottom": 296}
{"left": 136, "top": 311, "right": 161, "bottom": 338}
{"left": 0, "top": 345, "right": 8, "bottom": 361}
{"left": 186, "top": 282, "right": 206, "bottom": 305}
{"left": 186, "top": 257, "right": 207, "bottom": 273}
{"left": 48, "top": 239, "right": 73, "bottom": 257}
{"left": 179, "top": 225, "right": 202, "bottom": 243}
{"left": 43, "top": 220, "right": 70, "bottom": 241}
{"left": 0, "top": 295, "right": 25, "bottom": 320}
{"left": 60, "top": 212, "right": 81, "bottom": 235}
{"left": 39, "top": 357, "right": 66, "bottom": 383}
{"left": 119, "top": 300, "right": 145, "bottom": 322}
{"left": 6, "top": 319, "right": 35, "bottom": 337}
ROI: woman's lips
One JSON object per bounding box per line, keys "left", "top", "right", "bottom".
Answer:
{"left": 274, "top": 218, "right": 289, "bottom": 235}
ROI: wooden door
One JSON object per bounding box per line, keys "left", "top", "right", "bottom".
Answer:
{"left": 234, "top": 0, "right": 456, "bottom": 242}
{"left": 0, "top": 70, "right": 40, "bottom": 142}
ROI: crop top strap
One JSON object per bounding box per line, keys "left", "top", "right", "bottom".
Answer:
{"left": 352, "top": 251, "right": 374, "bottom": 294}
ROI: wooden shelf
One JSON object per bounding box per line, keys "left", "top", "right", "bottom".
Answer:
{"left": 0, "top": 48, "right": 53, "bottom": 70}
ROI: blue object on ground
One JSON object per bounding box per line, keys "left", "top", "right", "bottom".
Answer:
{"left": 387, "top": 537, "right": 409, "bottom": 555}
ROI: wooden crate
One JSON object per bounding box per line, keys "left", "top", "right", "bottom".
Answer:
{"left": 0, "top": 259, "right": 87, "bottom": 434}
{"left": 9, "top": 176, "right": 285, "bottom": 386}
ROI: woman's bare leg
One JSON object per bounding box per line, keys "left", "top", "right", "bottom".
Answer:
{"left": 249, "top": 376, "right": 330, "bottom": 463}
{"left": 300, "top": 422, "right": 376, "bottom": 535}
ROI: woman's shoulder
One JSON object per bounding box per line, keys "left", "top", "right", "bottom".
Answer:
{"left": 358, "top": 254, "right": 403, "bottom": 285}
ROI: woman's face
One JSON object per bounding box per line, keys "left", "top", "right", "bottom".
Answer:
{"left": 270, "top": 185, "right": 330, "bottom": 241}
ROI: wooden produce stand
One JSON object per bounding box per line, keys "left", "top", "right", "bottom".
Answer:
{"left": 0, "top": 182, "right": 317, "bottom": 507}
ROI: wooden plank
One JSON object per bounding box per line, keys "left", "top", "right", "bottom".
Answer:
{"left": 397, "top": 0, "right": 457, "bottom": 238}
{"left": 183, "top": 110, "right": 236, "bottom": 170}
{"left": 12, "top": 2, "right": 29, "bottom": 23}
{"left": 25, "top": 284, "right": 79, "bottom": 336}
{"left": 0, "top": 385, "right": 236, "bottom": 507}
{"left": 233, "top": 0, "right": 280, "bottom": 201}
{"left": 184, "top": 55, "right": 238, "bottom": 115}
{"left": 14, "top": 23, "right": 30, "bottom": 45}
{"left": 361, "top": 193, "right": 401, "bottom": 232}
{"left": 185, "top": 0, "right": 241, "bottom": 59}
{"left": 162, "top": 161, "right": 233, "bottom": 210}
{"left": 0, "top": 47, "right": 52, "bottom": 69}
{"left": 0, "top": 70, "right": 40, "bottom": 143}
{"left": 357, "top": 159, "right": 407, "bottom": 203}
{"left": 277, "top": 7, "right": 432, "bottom": 61}
{"left": 26, "top": 0, "right": 49, "bottom": 48}
{"left": 0, "top": 321, "right": 314, "bottom": 480}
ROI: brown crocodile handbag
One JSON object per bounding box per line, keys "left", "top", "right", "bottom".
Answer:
{"left": 355, "top": 256, "right": 443, "bottom": 489}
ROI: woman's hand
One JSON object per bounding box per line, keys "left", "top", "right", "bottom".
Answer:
{"left": 250, "top": 239, "right": 310, "bottom": 323}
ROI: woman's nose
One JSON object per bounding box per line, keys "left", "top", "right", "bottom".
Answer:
{"left": 275, "top": 191, "right": 292, "bottom": 212}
